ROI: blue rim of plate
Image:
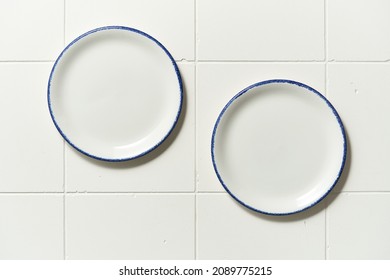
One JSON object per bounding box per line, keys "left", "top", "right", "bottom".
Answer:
{"left": 211, "top": 79, "right": 347, "bottom": 216}
{"left": 47, "top": 26, "right": 183, "bottom": 162}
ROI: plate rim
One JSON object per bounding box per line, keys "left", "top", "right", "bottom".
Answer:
{"left": 211, "top": 79, "right": 347, "bottom": 216}
{"left": 47, "top": 25, "right": 183, "bottom": 162}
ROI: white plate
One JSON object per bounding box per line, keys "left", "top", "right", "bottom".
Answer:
{"left": 212, "top": 80, "right": 347, "bottom": 215}
{"left": 48, "top": 26, "right": 182, "bottom": 161}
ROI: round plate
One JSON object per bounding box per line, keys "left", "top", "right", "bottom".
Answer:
{"left": 48, "top": 26, "right": 182, "bottom": 161}
{"left": 211, "top": 79, "right": 347, "bottom": 215}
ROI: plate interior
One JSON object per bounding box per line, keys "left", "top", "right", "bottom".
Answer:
{"left": 49, "top": 27, "right": 182, "bottom": 160}
{"left": 212, "top": 81, "right": 346, "bottom": 214}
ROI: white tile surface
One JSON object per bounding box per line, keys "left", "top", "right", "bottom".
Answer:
{"left": 0, "top": 64, "right": 63, "bottom": 192}
{"left": 197, "top": 63, "right": 325, "bottom": 192}
{"left": 197, "top": 194, "right": 325, "bottom": 259}
{"left": 66, "top": 63, "right": 194, "bottom": 192}
{"left": 328, "top": 0, "right": 390, "bottom": 61}
{"left": 327, "top": 193, "right": 390, "bottom": 259}
{"left": 0, "top": 0, "right": 64, "bottom": 61}
{"left": 197, "top": 0, "right": 324, "bottom": 61}
{"left": 328, "top": 64, "right": 390, "bottom": 191}
{"left": 66, "top": 194, "right": 194, "bottom": 259}
{"left": 65, "top": 0, "right": 194, "bottom": 60}
{"left": 0, "top": 0, "right": 389, "bottom": 261}
{"left": 0, "top": 195, "right": 63, "bottom": 259}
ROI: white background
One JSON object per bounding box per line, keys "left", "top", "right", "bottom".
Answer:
{"left": 0, "top": 0, "right": 389, "bottom": 260}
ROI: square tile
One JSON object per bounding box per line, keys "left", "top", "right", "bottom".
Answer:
{"left": 66, "top": 63, "right": 194, "bottom": 192}
{"left": 328, "top": 63, "right": 390, "bottom": 191}
{"left": 0, "top": 0, "right": 64, "bottom": 61}
{"left": 0, "top": 195, "right": 63, "bottom": 259}
{"left": 328, "top": 0, "right": 390, "bottom": 61}
{"left": 197, "top": 194, "right": 325, "bottom": 259}
{"left": 327, "top": 193, "right": 390, "bottom": 259}
{"left": 0, "top": 64, "right": 63, "bottom": 192}
{"left": 66, "top": 194, "right": 195, "bottom": 259}
{"left": 197, "top": 0, "right": 324, "bottom": 61}
{"left": 197, "top": 63, "right": 325, "bottom": 191}
{"left": 66, "top": 0, "right": 194, "bottom": 60}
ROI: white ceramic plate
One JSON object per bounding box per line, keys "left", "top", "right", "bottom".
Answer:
{"left": 48, "top": 26, "right": 182, "bottom": 161}
{"left": 212, "top": 80, "right": 347, "bottom": 215}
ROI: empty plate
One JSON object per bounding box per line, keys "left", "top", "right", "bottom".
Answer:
{"left": 48, "top": 26, "right": 183, "bottom": 161}
{"left": 212, "top": 79, "right": 347, "bottom": 215}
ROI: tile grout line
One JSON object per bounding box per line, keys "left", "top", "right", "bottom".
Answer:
{"left": 0, "top": 190, "right": 389, "bottom": 195}
{"left": 324, "top": 0, "right": 329, "bottom": 260}
{"left": 325, "top": 203, "right": 330, "bottom": 260}
{"left": 198, "top": 60, "right": 326, "bottom": 63}
{"left": 0, "top": 191, "right": 217, "bottom": 195}
{"left": 63, "top": 140, "right": 67, "bottom": 260}
{"left": 0, "top": 60, "right": 389, "bottom": 64}
{"left": 63, "top": 0, "right": 67, "bottom": 260}
{"left": 194, "top": 0, "right": 198, "bottom": 261}
{"left": 0, "top": 60, "right": 55, "bottom": 63}
{"left": 328, "top": 60, "right": 390, "bottom": 63}
{"left": 197, "top": 60, "right": 390, "bottom": 63}
{"left": 324, "top": 0, "right": 328, "bottom": 97}
{"left": 63, "top": 0, "right": 66, "bottom": 46}
{"left": 60, "top": 192, "right": 202, "bottom": 195}
{"left": 0, "top": 191, "right": 388, "bottom": 195}
{"left": 331, "top": 191, "right": 390, "bottom": 194}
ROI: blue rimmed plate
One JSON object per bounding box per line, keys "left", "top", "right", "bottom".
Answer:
{"left": 48, "top": 26, "right": 182, "bottom": 161}
{"left": 211, "top": 80, "right": 347, "bottom": 215}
